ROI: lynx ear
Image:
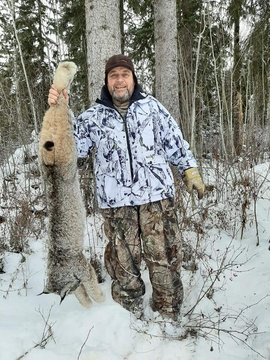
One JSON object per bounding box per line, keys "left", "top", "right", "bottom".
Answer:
{"left": 53, "top": 61, "right": 77, "bottom": 93}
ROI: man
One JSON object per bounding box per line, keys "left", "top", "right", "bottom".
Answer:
{"left": 48, "top": 54, "right": 204, "bottom": 321}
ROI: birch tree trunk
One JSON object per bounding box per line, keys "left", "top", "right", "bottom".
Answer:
{"left": 14, "top": 52, "right": 23, "bottom": 132}
{"left": 85, "top": 0, "right": 121, "bottom": 106}
{"left": 153, "top": 0, "right": 180, "bottom": 123}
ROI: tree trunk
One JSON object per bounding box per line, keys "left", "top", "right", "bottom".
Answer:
{"left": 85, "top": 0, "right": 121, "bottom": 106}
{"left": 232, "top": 0, "right": 244, "bottom": 156}
{"left": 153, "top": 0, "right": 180, "bottom": 123}
{"left": 14, "top": 52, "right": 23, "bottom": 132}
{"left": 178, "top": 0, "right": 195, "bottom": 138}
{"left": 7, "top": 0, "right": 38, "bottom": 134}
{"left": 120, "top": 0, "right": 124, "bottom": 53}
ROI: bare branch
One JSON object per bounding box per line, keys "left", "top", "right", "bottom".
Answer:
{"left": 77, "top": 326, "right": 94, "bottom": 360}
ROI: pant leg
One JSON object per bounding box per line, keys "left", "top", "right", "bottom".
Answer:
{"left": 139, "top": 198, "right": 183, "bottom": 319}
{"left": 101, "top": 206, "right": 145, "bottom": 312}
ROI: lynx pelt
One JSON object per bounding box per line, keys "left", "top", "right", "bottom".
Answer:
{"left": 39, "top": 62, "right": 104, "bottom": 307}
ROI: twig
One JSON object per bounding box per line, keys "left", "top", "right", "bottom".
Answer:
{"left": 234, "top": 295, "right": 270, "bottom": 323}
{"left": 77, "top": 326, "right": 94, "bottom": 360}
{"left": 188, "top": 323, "right": 266, "bottom": 359}
{"left": 36, "top": 305, "right": 56, "bottom": 346}
{"left": 16, "top": 306, "right": 56, "bottom": 360}
{"left": 184, "top": 241, "right": 230, "bottom": 317}
{"left": 15, "top": 333, "right": 53, "bottom": 360}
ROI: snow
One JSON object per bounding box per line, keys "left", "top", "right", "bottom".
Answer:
{"left": 0, "top": 145, "right": 270, "bottom": 360}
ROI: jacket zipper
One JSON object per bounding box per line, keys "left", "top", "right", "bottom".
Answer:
{"left": 122, "top": 115, "right": 134, "bottom": 180}
{"left": 113, "top": 108, "right": 134, "bottom": 181}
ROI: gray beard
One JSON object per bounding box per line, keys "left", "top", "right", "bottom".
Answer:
{"left": 112, "top": 90, "right": 131, "bottom": 103}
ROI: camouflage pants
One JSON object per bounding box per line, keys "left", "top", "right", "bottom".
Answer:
{"left": 101, "top": 198, "right": 183, "bottom": 319}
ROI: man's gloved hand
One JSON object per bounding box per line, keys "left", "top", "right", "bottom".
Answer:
{"left": 184, "top": 168, "right": 205, "bottom": 199}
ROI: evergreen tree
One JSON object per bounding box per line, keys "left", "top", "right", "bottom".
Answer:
{"left": 0, "top": 0, "right": 55, "bottom": 145}
{"left": 15, "top": 0, "right": 53, "bottom": 126}
{"left": 57, "top": 0, "right": 89, "bottom": 112}
{"left": 177, "top": 0, "right": 232, "bottom": 155}
{"left": 124, "top": 0, "right": 155, "bottom": 93}
{"left": 246, "top": 0, "right": 270, "bottom": 127}
{"left": 0, "top": 4, "right": 17, "bottom": 145}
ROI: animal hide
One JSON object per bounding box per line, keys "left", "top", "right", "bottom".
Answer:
{"left": 39, "top": 62, "right": 105, "bottom": 307}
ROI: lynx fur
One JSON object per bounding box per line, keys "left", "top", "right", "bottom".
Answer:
{"left": 39, "top": 62, "right": 105, "bottom": 307}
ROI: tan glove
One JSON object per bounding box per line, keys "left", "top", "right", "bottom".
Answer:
{"left": 184, "top": 168, "right": 205, "bottom": 199}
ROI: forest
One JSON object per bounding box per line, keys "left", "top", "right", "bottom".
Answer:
{"left": 0, "top": 0, "right": 269, "bottom": 161}
{"left": 0, "top": 1, "right": 269, "bottom": 359}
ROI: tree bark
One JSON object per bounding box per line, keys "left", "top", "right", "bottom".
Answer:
{"left": 154, "top": 0, "right": 180, "bottom": 123}
{"left": 85, "top": 0, "right": 121, "bottom": 106}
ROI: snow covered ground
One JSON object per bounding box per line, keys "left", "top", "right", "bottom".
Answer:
{"left": 0, "top": 144, "right": 269, "bottom": 360}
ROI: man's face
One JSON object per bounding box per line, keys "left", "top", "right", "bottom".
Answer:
{"left": 107, "top": 67, "right": 135, "bottom": 104}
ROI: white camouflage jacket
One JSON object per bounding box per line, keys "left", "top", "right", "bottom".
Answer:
{"left": 73, "top": 85, "right": 197, "bottom": 209}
